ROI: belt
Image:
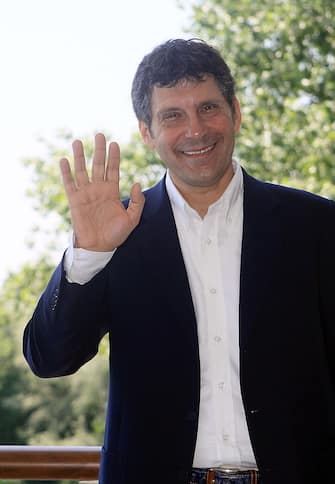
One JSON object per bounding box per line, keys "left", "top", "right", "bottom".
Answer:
{"left": 190, "top": 466, "right": 260, "bottom": 484}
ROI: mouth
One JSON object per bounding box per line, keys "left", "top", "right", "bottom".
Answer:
{"left": 181, "top": 143, "right": 216, "bottom": 156}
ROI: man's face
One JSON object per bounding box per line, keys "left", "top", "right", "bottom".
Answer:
{"left": 139, "top": 75, "right": 241, "bottom": 192}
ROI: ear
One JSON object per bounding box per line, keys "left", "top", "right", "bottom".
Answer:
{"left": 139, "top": 120, "right": 155, "bottom": 149}
{"left": 232, "top": 96, "right": 242, "bottom": 134}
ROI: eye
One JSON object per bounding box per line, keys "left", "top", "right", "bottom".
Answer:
{"left": 161, "top": 110, "right": 181, "bottom": 121}
{"left": 201, "top": 103, "right": 219, "bottom": 113}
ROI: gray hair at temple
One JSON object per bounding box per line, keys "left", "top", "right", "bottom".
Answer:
{"left": 131, "top": 38, "right": 236, "bottom": 129}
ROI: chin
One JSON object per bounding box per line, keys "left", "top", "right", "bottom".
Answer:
{"left": 185, "top": 174, "right": 221, "bottom": 188}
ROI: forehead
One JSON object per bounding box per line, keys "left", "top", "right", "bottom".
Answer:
{"left": 150, "top": 76, "right": 225, "bottom": 112}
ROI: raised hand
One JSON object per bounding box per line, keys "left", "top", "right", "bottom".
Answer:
{"left": 59, "top": 133, "right": 145, "bottom": 251}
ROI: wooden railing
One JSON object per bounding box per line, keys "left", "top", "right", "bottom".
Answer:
{"left": 0, "top": 445, "right": 100, "bottom": 481}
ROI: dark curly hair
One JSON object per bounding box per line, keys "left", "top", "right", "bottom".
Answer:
{"left": 131, "top": 38, "right": 236, "bottom": 128}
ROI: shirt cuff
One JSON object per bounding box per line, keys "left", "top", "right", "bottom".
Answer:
{"left": 64, "top": 238, "right": 115, "bottom": 285}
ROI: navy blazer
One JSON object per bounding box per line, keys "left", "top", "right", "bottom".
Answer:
{"left": 24, "top": 169, "right": 335, "bottom": 484}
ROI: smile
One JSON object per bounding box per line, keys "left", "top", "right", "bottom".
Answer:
{"left": 182, "top": 143, "right": 216, "bottom": 156}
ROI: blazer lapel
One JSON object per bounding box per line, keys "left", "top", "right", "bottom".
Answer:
{"left": 137, "top": 177, "right": 197, "bottom": 332}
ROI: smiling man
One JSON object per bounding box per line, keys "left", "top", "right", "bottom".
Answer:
{"left": 139, "top": 76, "right": 241, "bottom": 218}
{"left": 24, "top": 39, "right": 335, "bottom": 484}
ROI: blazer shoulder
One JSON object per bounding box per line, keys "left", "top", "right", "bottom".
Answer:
{"left": 122, "top": 176, "right": 168, "bottom": 216}
{"left": 242, "top": 168, "right": 335, "bottom": 214}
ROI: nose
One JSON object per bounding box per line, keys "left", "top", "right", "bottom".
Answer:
{"left": 185, "top": 113, "right": 206, "bottom": 138}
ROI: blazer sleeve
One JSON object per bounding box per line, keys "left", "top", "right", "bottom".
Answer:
{"left": 23, "top": 257, "right": 110, "bottom": 378}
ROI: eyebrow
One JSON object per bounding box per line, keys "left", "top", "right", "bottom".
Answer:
{"left": 158, "top": 106, "right": 182, "bottom": 112}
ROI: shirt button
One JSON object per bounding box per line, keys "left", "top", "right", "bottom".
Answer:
{"left": 206, "top": 238, "right": 212, "bottom": 245}
{"left": 210, "top": 288, "right": 217, "bottom": 294}
{"left": 214, "top": 336, "right": 222, "bottom": 343}
{"left": 223, "top": 434, "right": 230, "bottom": 441}
{"left": 218, "top": 382, "right": 225, "bottom": 390}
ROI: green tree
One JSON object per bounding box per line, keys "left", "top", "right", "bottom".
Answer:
{"left": 184, "top": 0, "right": 335, "bottom": 197}
{"left": 0, "top": 258, "right": 55, "bottom": 444}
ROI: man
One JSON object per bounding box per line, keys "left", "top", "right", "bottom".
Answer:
{"left": 23, "top": 39, "right": 335, "bottom": 484}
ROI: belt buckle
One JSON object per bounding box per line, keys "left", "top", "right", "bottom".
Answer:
{"left": 206, "top": 467, "right": 242, "bottom": 484}
{"left": 213, "top": 465, "right": 258, "bottom": 476}
{"left": 213, "top": 465, "right": 246, "bottom": 475}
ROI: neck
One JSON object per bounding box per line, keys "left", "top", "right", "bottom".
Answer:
{"left": 171, "top": 164, "right": 234, "bottom": 218}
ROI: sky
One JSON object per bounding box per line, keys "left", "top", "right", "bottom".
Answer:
{"left": 0, "top": 0, "right": 194, "bottom": 282}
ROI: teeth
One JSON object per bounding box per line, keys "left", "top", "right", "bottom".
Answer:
{"left": 183, "top": 144, "right": 214, "bottom": 155}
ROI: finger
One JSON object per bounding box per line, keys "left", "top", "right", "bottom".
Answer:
{"left": 127, "top": 183, "right": 145, "bottom": 226}
{"left": 59, "top": 158, "right": 77, "bottom": 198}
{"left": 106, "top": 142, "right": 120, "bottom": 198}
{"left": 72, "top": 139, "right": 90, "bottom": 187}
{"left": 92, "top": 133, "right": 106, "bottom": 182}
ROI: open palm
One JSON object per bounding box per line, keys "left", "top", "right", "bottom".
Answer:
{"left": 60, "top": 133, "right": 145, "bottom": 251}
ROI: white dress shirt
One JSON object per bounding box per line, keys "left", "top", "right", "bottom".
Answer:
{"left": 64, "top": 161, "right": 257, "bottom": 468}
{"left": 166, "top": 162, "right": 256, "bottom": 467}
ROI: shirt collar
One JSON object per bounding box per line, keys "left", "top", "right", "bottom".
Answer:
{"left": 165, "top": 160, "right": 243, "bottom": 223}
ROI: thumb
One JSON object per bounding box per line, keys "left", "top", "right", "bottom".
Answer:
{"left": 127, "top": 183, "right": 145, "bottom": 226}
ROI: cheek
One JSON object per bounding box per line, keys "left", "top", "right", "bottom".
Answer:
{"left": 155, "top": 132, "right": 177, "bottom": 154}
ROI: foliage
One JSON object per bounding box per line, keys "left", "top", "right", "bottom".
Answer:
{"left": 119, "top": 133, "right": 165, "bottom": 198}
{"left": 22, "top": 129, "right": 75, "bottom": 234}
{"left": 0, "top": 258, "right": 54, "bottom": 444}
{"left": 0, "top": 256, "right": 108, "bottom": 447}
{"left": 22, "top": 353, "right": 109, "bottom": 446}
{"left": 185, "top": 0, "right": 335, "bottom": 198}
